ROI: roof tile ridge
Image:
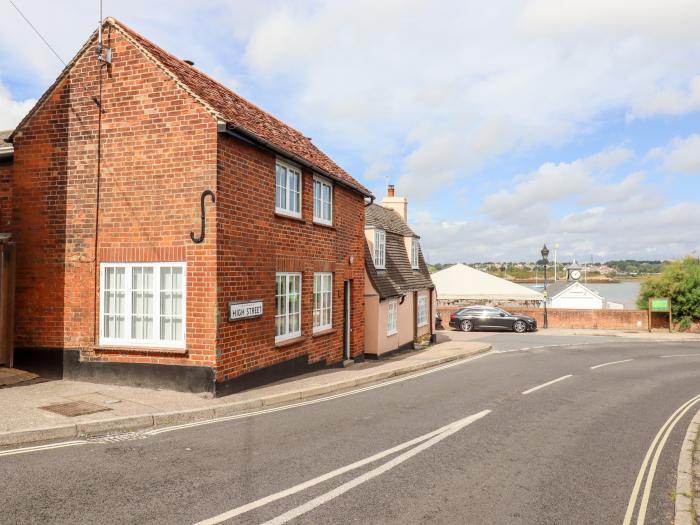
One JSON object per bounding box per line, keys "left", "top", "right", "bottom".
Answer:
{"left": 111, "top": 18, "right": 316, "bottom": 144}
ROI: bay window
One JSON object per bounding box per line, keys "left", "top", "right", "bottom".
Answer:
{"left": 100, "top": 263, "right": 186, "bottom": 348}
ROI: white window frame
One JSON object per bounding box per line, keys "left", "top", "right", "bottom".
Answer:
{"left": 313, "top": 176, "right": 333, "bottom": 226}
{"left": 417, "top": 295, "right": 428, "bottom": 327}
{"left": 387, "top": 299, "right": 398, "bottom": 335}
{"left": 99, "top": 262, "right": 187, "bottom": 349}
{"left": 411, "top": 239, "right": 420, "bottom": 270}
{"left": 313, "top": 272, "right": 333, "bottom": 332}
{"left": 275, "top": 160, "right": 303, "bottom": 218}
{"left": 374, "top": 229, "right": 386, "bottom": 269}
{"left": 275, "top": 272, "right": 302, "bottom": 342}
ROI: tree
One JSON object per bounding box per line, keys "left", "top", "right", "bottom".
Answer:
{"left": 637, "top": 257, "right": 700, "bottom": 329}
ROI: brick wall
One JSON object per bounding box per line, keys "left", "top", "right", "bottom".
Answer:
{"left": 0, "top": 159, "right": 11, "bottom": 229}
{"left": 438, "top": 306, "right": 654, "bottom": 331}
{"left": 10, "top": 25, "right": 219, "bottom": 367}
{"left": 215, "top": 135, "right": 365, "bottom": 382}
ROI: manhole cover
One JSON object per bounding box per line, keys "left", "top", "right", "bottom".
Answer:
{"left": 39, "top": 400, "right": 112, "bottom": 417}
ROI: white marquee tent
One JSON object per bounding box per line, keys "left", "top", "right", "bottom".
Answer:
{"left": 432, "top": 264, "right": 544, "bottom": 302}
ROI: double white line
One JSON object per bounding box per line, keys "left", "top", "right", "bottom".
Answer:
{"left": 623, "top": 393, "right": 700, "bottom": 524}
{"left": 194, "top": 410, "right": 491, "bottom": 525}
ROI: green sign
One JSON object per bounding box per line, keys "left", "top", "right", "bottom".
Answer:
{"left": 650, "top": 298, "right": 670, "bottom": 312}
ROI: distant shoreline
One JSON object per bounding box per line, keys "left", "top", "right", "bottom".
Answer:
{"left": 510, "top": 278, "right": 621, "bottom": 284}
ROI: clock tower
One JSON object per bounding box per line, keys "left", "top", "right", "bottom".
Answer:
{"left": 566, "top": 260, "right": 583, "bottom": 282}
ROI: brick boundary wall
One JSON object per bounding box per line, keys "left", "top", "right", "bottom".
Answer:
{"left": 436, "top": 306, "right": 667, "bottom": 331}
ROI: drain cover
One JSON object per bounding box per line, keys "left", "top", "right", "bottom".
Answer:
{"left": 39, "top": 400, "right": 112, "bottom": 417}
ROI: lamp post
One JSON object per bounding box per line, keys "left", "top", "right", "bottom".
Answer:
{"left": 541, "top": 244, "right": 549, "bottom": 329}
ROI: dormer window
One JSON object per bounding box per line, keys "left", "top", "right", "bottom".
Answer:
{"left": 373, "top": 229, "right": 386, "bottom": 269}
{"left": 411, "top": 239, "right": 419, "bottom": 269}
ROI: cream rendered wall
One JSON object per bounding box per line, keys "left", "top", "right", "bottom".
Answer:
{"left": 364, "top": 297, "right": 380, "bottom": 355}
{"left": 396, "top": 293, "right": 415, "bottom": 346}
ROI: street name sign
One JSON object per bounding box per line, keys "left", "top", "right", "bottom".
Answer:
{"left": 229, "top": 300, "right": 263, "bottom": 321}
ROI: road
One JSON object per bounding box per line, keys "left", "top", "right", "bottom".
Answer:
{"left": 2, "top": 333, "right": 700, "bottom": 524}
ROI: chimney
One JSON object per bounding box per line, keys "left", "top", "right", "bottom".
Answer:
{"left": 381, "top": 185, "right": 408, "bottom": 222}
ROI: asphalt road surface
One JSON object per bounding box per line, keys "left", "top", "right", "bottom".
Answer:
{"left": 2, "top": 334, "right": 700, "bottom": 524}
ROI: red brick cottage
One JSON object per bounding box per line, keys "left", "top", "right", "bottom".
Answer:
{"left": 2, "top": 18, "right": 371, "bottom": 394}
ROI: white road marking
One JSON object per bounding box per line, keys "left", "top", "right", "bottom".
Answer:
{"left": 0, "top": 353, "right": 492, "bottom": 457}
{"left": 659, "top": 354, "right": 700, "bottom": 358}
{"left": 0, "top": 440, "right": 87, "bottom": 457}
{"left": 147, "top": 352, "right": 491, "bottom": 436}
{"left": 590, "top": 359, "right": 633, "bottom": 370}
{"left": 521, "top": 375, "right": 573, "bottom": 395}
{"left": 622, "top": 393, "right": 700, "bottom": 525}
{"left": 193, "top": 410, "right": 490, "bottom": 525}
{"left": 258, "top": 410, "right": 491, "bottom": 525}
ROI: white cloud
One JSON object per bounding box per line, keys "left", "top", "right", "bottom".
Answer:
{"left": 647, "top": 134, "right": 700, "bottom": 175}
{"left": 479, "top": 147, "right": 635, "bottom": 222}
{"left": 0, "top": 80, "right": 35, "bottom": 130}
{"left": 239, "top": 1, "right": 700, "bottom": 200}
{"left": 629, "top": 76, "right": 700, "bottom": 119}
{"left": 411, "top": 145, "right": 699, "bottom": 262}
{"left": 1, "top": 1, "right": 699, "bottom": 262}
{"left": 413, "top": 198, "right": 700, "bottom": 263}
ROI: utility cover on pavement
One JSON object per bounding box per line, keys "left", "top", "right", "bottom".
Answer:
{"left": 39, "top": 401, "right": 112, "bottom": 417}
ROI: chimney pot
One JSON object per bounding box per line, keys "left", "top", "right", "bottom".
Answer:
{"left": 387, "top": 184, "right": 395, "bottom": 197}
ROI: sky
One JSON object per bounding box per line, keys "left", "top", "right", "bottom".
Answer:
{"left": 1, "top": 0, "right": 700, "bottom": 263}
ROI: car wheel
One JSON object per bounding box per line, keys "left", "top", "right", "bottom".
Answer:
{"left": 461, "top": 319, "right": 474, "bottom": 332}
{"left": 513, "top": 320, "right": 527, "bottom": 333}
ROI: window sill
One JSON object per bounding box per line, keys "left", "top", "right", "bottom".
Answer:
{"left": 312, "top": 220, "right": 335, "bottom": 230}
{"left": 275, "top": 211, "right": 305, "bottom": 223}
{"left": 417, "top": 323, "right": 428, "bottom": 328}
{"left": 274, "top": 335, "right": 307, "bottom": 348}
{"left": 312, "top": 328, "right": 336, "bottom": 338}
{"left": 94, "top": 345, "right": 188, "bottom": 355}
{"left": 387, "top": 331, "right": 398, "bottom": 337}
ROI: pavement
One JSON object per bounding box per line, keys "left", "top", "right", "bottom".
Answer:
{"left": 540, "top": 327, "right": 700, "bottom": 341}
{"left": 675, "top": 409, "right": 700, "bottom": 525}
{"left": 0, "top": 367, "right": 39, "bottom": 387}
{"left": 3, "top": 337, "right": 700, "bottom": 524}
{"left": 0, "top": 338, "right": 490, "bottom": 447}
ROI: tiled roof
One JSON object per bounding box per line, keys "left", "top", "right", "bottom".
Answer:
{"left": 365, "top": 232, "right": 434, "bottom": 300}
{"left": 113, "top": 19, "right": 370, "bottom": 196}
{"left": 0, "top": 130, "right": 13, "bottom": 157}
{"left": 8, "top": 18, "right": 370, "bottom": 197}
{"left": 365, "top": 204, "right": 417, "bottom": 237}
{"left": 544, "top": 282, "right": 570, "bottom": 298}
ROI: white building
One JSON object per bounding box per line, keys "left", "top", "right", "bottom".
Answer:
{"left": 546, "top": 261, "right": 623, "bottom": 310}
